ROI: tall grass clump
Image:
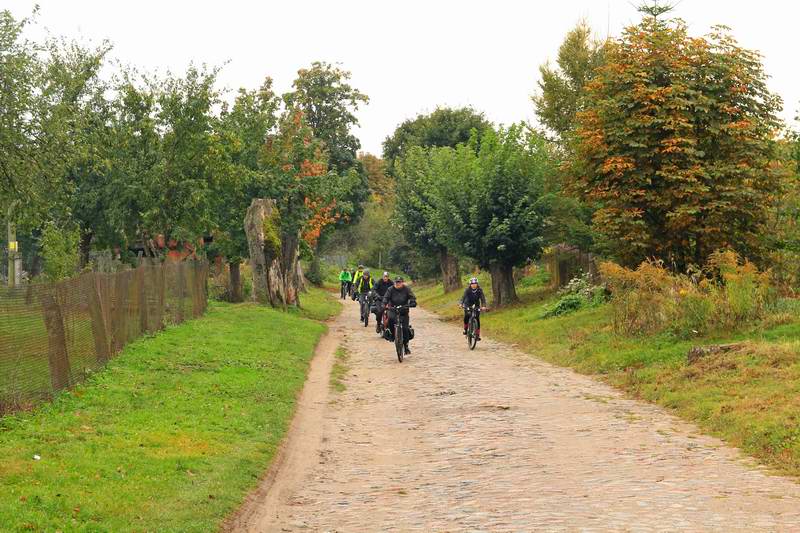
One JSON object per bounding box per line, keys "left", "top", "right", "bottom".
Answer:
{"left": 600, "top": 250, "right": 774, "bottom": 338}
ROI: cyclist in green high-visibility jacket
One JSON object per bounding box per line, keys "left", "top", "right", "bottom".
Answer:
{"left": 338, "top": 269, "right": 352, "bottom": 299}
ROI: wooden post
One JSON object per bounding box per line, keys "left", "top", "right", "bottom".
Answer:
{"left": 41, "top": 292, "right": 71, "bottom": 392}
{"left": 88, "top": 273, "right": 111, "bottom": 363}
{"left": 111, "top": 271, "right": 127, "bottom": 353}
{"left": 137, "top": 265, "right": 149, "bottom": 334}
{"left": 176, "top": 262, "right": 185, "bottom": 323}
{"left": 157, "top": 263, "right": 166, "bottom": 329}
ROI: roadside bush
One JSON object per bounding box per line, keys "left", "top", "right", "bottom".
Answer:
{"left": 601, "top": 250, "right": 774, "bottom": 337}
{"left": 542, "top": 272, "right": 606, "bottom": 318}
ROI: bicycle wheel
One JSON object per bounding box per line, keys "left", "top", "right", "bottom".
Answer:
{"left": 468, "top": 316, "right": 478, "bottom": 350}
{"left": 363, "top": 308, "right": 369, "bottom": 327}
{"left": 395, "top": 324, "right": 404, "bottom": 362}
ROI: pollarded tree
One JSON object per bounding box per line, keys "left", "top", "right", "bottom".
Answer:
{"left": 570, "top": 10, "right": 786, "bottom": 270}
{"left": 387, "top": 107, "right": 493, "bottom": 292}
{"left": 430, "top": 126, "right": 554, "bottom": 306}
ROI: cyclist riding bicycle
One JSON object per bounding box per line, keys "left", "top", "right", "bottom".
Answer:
{"left": 338, "top": 268, "right": 352, "bottom": 299}
{"left": 460, "top": 277, "right": 488, "bottom": 341}
{"left": 352, "top": 265, "right": 365, "bottom": 300}
{"left": 383, "top": 276, "right": 417, "bottom": 354}
{"left": 356, "top": 269, "right": 374, "bottom": 321}
{"left": 372, "top": 271, "right": 393, "bottom": 324}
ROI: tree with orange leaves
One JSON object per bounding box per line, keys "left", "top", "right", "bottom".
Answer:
{"left": 568, "top": 3, "right": 786, "bottom": 270}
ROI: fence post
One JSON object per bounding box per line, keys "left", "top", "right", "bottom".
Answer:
{"left": 157, "top": 263, "right": 166, "bottom": 329}
{"left": 176, "top": 262, "right": 185, "bottom": 323}
{"left": 111, "top": 271, "right": 126, "bottom": 353}
{"left": 138, "top": 265, "right": 149, "bottom": 334}
{"left": 192, "top": 262, "right": 203, "bottom": 318}
{"left": 41, "top": 291, "right": 71, "bottom": 392}
{"left": 88, "top": 273, "right": 111, "bottom": 363}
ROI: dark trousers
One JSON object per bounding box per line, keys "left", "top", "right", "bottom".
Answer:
{"left": 464, "top": 308, "right": 481, "bottom": 330}
{"left": 387, "top": 308, "right": 411, "bottom": 343}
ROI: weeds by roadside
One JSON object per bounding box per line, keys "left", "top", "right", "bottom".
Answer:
{"left": 330, "top": 347, "right": 350, "bottom": 393}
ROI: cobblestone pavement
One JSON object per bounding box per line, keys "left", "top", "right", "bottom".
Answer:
{"left": 271, "top": 301, "right": 800, "bottom": 532}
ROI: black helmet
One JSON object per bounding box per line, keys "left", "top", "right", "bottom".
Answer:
{"left": 394, "top": 276, "right": 404, "bottom": 282}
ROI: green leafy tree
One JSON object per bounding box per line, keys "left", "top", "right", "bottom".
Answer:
{"left": 569, "top": 9, "right": 786, "bottom": 269}
{"left": 387, "top": 107, "right": 493, "bottom": 291}
{"left": 214, "top": 79, "right": 280, "bottom": 300}
{"left": 283, "top": 61, "right": 370, "bottom": 283}
{"left": 283, "top": 61, "right": 368, "bottom": 173}
{"left": 427, "top": 126, "right": 554, "bottom": 306}
{"left": 533, "top": 21, "right": 604, "bottom": 142}
{"left": 260, "top": 108, "right": 330, "bottom": 306}
{"left": 383, "top": 107, "right": 492, "bottom": 176}
{"left": 146, "top": 66, "right": 223, "bottom": 244}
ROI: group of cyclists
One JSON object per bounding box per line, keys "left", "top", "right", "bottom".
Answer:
{"left": 339, "top": 264, "right": 489, "bottom": 356}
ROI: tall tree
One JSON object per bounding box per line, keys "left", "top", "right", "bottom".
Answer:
{"left": 428, "top": 126, "right": 554, "bottom": 306}
{"left": 260, "top": 108, "right": 330, "bottom": 306}
{"left": 283, "top": 61, "right": 368, "bottom": 174}
{"left": 214, "top": 79, "right": 280, "bottom": 300}
{"left": 386, "top": 107, "right": 493, "bottom": 291}
{"left": 283, "top": 62, "right": 370, "bottom": 283}
{"left": 569, "top": 9, "right": 786, "bottom": 269}
{"left": 383, "top": 106, "right": 492, "bottom": 176}
{"left": 147, "top": 66, "right": 223, "bottom": 244}
{"left": 533, "top": 21, "right": 604, "bottom": 142}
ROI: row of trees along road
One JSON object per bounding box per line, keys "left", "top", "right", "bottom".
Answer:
{"left": 388, "top": 1, "right": 798, "bottom": 306}
{"left": 1, "top": 8, "right": 369, "bottom": 304}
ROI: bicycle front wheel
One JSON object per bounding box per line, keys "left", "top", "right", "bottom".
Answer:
{"left": 395, "top": 325, "right": 404, "bottom": 362}
{"left": 468, "top": 317, "right": 478, "bottom": 350}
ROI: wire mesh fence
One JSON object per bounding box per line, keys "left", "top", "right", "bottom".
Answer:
{"left": 0, "top": 260, "right": 209, "bottom": 416}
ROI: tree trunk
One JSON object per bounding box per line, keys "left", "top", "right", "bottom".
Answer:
{"left": 439, "top": 248, "right": 462, "bottom": 293}
{"left": 308, "top": 237, "right": 325, "bottom": 287}
{"left": 490, "top": 263, "right": 518, "bottom": 307}
{"left": 229, "top": 261, "right": 243, "bottom": 303}
{"left": 79, "top": 231, "right": 93, "bottom": 270}
{"left": 280, "top": 231, "right": 301, "bottom": 310}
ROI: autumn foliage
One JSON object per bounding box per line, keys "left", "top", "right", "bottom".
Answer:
{"left": 569, "top": 15, "right": 787, "bottom": 270}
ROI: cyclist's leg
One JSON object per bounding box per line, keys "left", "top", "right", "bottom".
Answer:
{"left": 475, "top": 309, "right": 481, "bottom": 339}
{"left": 463, "top": 310, "right": 470, "bottom": 334}
{"left": 386, "top": 310, "right": 397, "bottom": 340}
{"left": 401, "top": 312, "right": 411, "bottom": 342}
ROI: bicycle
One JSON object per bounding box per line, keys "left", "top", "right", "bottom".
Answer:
{"left": 340, "top": 281, "right": 348, "bottom": 300}
{"left": 360, "top": 291, "right": 372, "bottom": 327}
{"left": 463, "top": 304, "right": 487, "bottom": 350}
{"left": 390, "top": 304, "right": 410, "bottom": 362}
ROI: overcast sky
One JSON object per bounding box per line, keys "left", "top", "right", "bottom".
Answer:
{"left": 6, "top": 0, "right": 800, "bottom": 155}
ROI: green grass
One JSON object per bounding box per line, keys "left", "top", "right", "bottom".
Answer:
{"left": 0, "top": 294, "right": 339, "bottom": 532}
{"left": 329, "top": 347, "right": 350, "bottom": 393}
{"left": 420, "top": 270, "right": 800, "bottom": 478}
{"left": 293, "top": 285, "right": 342, "bottom": 322}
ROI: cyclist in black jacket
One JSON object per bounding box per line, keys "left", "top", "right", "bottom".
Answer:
{"left": 460, "top": 277, "right": 488, "bottom": 341}
{"left": 383, "top": 276, "right": 417, "bottom": 353}
{"left": 372, "top": 272, "right": 393, "bottom": 324}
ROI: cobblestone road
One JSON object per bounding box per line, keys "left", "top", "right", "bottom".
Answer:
{"left": 270, "top": 301, "right": 800, "bottom": 532}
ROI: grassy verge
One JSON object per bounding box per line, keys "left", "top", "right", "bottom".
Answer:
{"left": 0, "top": 290, "right": 340, "bottom": 531}
{"left": 419, "top": 272, "right": 800, "bottom": 478}
{"left": 329, "top": 347, "right": 350, "bottom": 393}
